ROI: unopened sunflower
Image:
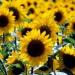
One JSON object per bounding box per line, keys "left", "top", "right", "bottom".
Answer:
{"left": 0, "top": 7, "right": 15, "bottom": 35}
{"left": 19, "top": 29, "right": 53, "bottom": 66}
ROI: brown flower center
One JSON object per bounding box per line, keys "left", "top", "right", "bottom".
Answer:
{"left": 27, "top": 2, "right": 31, "bottom": 6}
{"left": 21, "top": 28, "right": 32, "bottom": 36}
{"left": 9, "top": 7, "right": 20, "bottom": 20}
{"left": 34, "top": 2, "right": 37, "bottom": 7}
{"left": 0, "top": 15, "right": 9, "bottom": 27}
{"left": 54, "top": 11, "right": 63, "bottom": 22}
{"left": 72, "top": 22, "right": 75, "bottom": 30}
{"left": 40, "top": 25, "right": 51, "bottom": 36}
{"left": 27, "top": 40, "right": 45, "bottom": 57}
{"left": 27, "top": 8, "right": 35, "bottom": 15}
{"left": 63, "top": 54, "right": 75, "bottom": 69}
{"left": 21, "top": 4, "right": 25, "bottom": 8}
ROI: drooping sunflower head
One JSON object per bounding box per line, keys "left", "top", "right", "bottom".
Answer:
{"left": 0, "top": 7, "right": 15, "bottom": 35}
{"left": 19, "top": 29, "right": 53, "bottom": 66}
{"left": 60, "top": 45, "right": 75, "bottom": 70}
{"left": 32, "top": 16, "right": 59, "bottom": 42}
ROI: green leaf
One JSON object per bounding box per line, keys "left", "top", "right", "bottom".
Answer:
{"left": 22, "top": 18, "right": 32, "bottom": 23}
{"left": 64, "top": 37, "right": 75, "bottom": 45}
{"left": 0, "top": 60, "right": 7, "bottom": 75}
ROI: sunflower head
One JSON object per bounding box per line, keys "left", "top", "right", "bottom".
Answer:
{"left": 32, "top": 16, "right": 59, "bottom": 43}
{"left": 9, "top": 7, "right": 20, "bottom": 21}
{"left": 50, "top": 7, "right": 68, "bottom": 25}
{"left": 60, "top": 45, "right": 75, "bottom": 70}
{"left": 7, "top": 60, "right": 25, "bottom": 75}
{"left": 19, "top": 29, "right": 53, "bottom": 66}
{"left": 0, "top": 8, "right": 15, "bottom": 35}
{"left": 66, "top": 18, "right": 75, "bottom": 35}
{"left": 17, "top": 22, "right": 34, "bottom": 38}
{"left": 2, "top": 0, "right": 26, "bottom": 26}
{"left": 26, "top": 5, "right": 39, "bottom": 20}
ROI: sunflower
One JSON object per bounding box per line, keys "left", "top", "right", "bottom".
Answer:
{"left": 31, "top": 16, "right": 59, "bottom": 43}
{"left": 60, "top": 45, "right": 75, "bottom": 74}
{"left": 6, "top": 50, "right": 30, "bottom": 75}
{"left": 19, "top": 29, "right": 53, "bottom": 66}
{"left": 0, "top": 7, "right": 15, "bottom": 35}
{"left": 17, "top": 22, "right": 34, "bottom": 38}
{"left": 65, "top": 18, "right": 75, "bottom": 35}
{"left": 7, "top": 57, "right": 26, "bottom": 75}
{"left": 7, "top": 60, "right": 25, "bottom": 75}
{"left": 18, "top": 0, "right": 42, "bottom": 20}
{"left": 25, "top": 5, "right": 40, "bottom": 20}
{"left": 2, "top": 0, "right": 26, "bottom": 27}
{"left": 49, "top": 7, "right": 68, "bottom": 25}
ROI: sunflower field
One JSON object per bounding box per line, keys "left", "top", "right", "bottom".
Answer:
{"left": 0, "top": 0, "right": 75, "bottom": 75}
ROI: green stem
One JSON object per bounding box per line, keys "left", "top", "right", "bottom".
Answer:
{"left": 3, "top": 33, "right": 5, "bottom": 44}
{"left": 51, "top": 51, "right": 60, "bottom": 75}
{"left": 25, "top": 65, "right": 27, "bottom": 75}
{"left": 14, "top": 27, "right": 17, "bottom": 50}
{"left": 0, "top": 60, "right": 7, "bottom": 75}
